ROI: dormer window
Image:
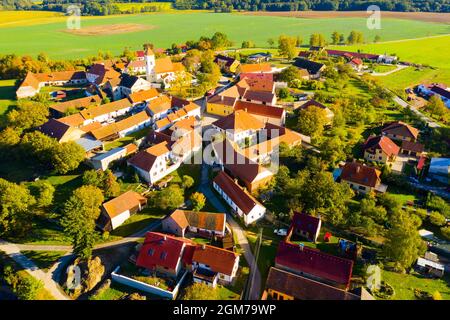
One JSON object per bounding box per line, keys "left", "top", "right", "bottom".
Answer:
{"left": 160, "top": 252, "right": 167, "bottom": 260}
{"left": 148, "top": 248, "right": 154, "bottom": 256}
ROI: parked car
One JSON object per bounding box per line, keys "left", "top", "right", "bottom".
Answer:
{"left": 274, "top": 229, "right": 288, "bottom": 236}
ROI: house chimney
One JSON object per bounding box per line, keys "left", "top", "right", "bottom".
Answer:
{"left": 299, "top": 243, "right": 304, "bottom": 251}
{"left": 201, "top": 244, "right": 206, "bottom": 250}
{"left": 356, "top": 165, "right": 361, "bottom": 173}
{"left": 163, "top": 235, "right": 167, "bottom": 241}
{"left": 221, "top": 95, "right": 224, "bottom": 101}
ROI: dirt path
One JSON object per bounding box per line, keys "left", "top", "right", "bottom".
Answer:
{"left": 0, "top": 240, "right": 70, "bottom": 300}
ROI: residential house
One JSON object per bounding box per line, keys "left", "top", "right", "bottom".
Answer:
{"left": 112, "top": 74, "right": 152, "bottom": 100}
{"left": 86, "top": 63, "right": 121, "bottom": 86}
{"left": 213, "top": 171, "right": 266, "bottom": 225}
{"left": 428, "top": 158, "right": 450, "bottom": 185}
{"left": 162, "top": 209, "right": 226, "bottom": 238}
{"left": 292, "top": 58, "right": 325, "bottom": 79}
{"left": 38, "top": 118, "right": 85, "bottom": 143}
{"left": 49, "top": 95, "right": 102, "bottom": 117}
{"left": 263, "top": 267, "right": 364, "bottom": 300}
{"left": 288, "top": 212, "right": 322, "bottom": 243}
{"left": 247, "top": 53, "right": 272, "bottom": 63}
{"left": 348, "top": 58, "right": 364, "bottom": 72}
{"left": 417, "top": 84, "right": 450, "bottom": 108}
{"left": 340, "top": 162, "right": 387, "bottom": 194}
{"left": 363, "top": 135, "right": 400, "bottom": 164}
{"left": 238, "top": 63, "right": 272, "bottom": 74}
{"left": 191, "top": 244, "right": 239, "bottom": 285}
{"left": 136, "top": 232, "right": 194, "bottom": 278}
{"left": 136, "top": 232, "right": 239, "bottom": 286}
{"left": 400, "top": 141, "right": 425, "bottom": 158}
{"left": 234, "top": 101, "right": 285, "bottom": 126}
{"left": 214, "top": 55, "right": 240, "bottom": 73}
{"left": 275, "top": 241, "right": 354, "bottom": 290}
{"left": 89, "top": 110, "right": 152, "bottom": 141}
{"left": 90, "top": 143, "right": 138, "bottom": 171}
{"left": 241, "top": 123, "right": 302, "bottom": 164}
{"left": 212, "top": 110, "right": 265, "bottom": 145}
{"left": 211, "top": 139, "right": 274, "bottom": 193}
{"left": 381, "top": 121, "right": 419, "bottom": 142}
{"left": 74, "top": 136, "right": 104, "bottom": 158}
{"left": 325, "top": 49, "right": 380, "bottom": 62}
{"left": 16, "top": 71, "right": 87, "bottom": 98}
{"left": 79, "top": 98, "right": 133, "bottom": 125}
{"left": 97, "top": 191, "right": 147, "bottom": 231}
{"left": 125, "top": 59, "right": 147, "bottom": 75}
{"left": 128, "top": 88, "right": 160, "bottom": 106}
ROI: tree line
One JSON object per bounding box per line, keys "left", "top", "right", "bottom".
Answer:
{"left": 2, "top": 0, "right": 450, "bottom": 14}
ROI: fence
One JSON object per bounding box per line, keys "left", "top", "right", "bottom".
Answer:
{"left": 111, "top": 266, "right": 189, "bottom": 300}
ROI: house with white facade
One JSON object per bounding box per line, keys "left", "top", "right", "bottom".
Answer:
{"left": 97, "top": 190, "right": 147, "bottom": 231}
{"left": 80, "top": 98, "right": 133, "bottom": 126}
{"left": 213, "top": 171, "right": 266, "bottom": 225}
{"left": 144, "top": 47, "right": 186, "bottom": 88}
{"left": 90, "top": 143, "right": 137, "bottom": 171}
{"left": 162, "top": 209, "right": 226, "bottom": 238}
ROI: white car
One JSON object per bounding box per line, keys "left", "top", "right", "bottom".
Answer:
{"left": 274, "top": 229, "right": 288, "bottom": 236}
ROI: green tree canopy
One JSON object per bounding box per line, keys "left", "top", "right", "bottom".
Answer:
{"left": 190, "top": 192, "right": 206, "bottom": 211}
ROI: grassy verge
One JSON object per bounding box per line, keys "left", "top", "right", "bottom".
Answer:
{"left": 20, "top": 251, "right": 67, "bottom": 272}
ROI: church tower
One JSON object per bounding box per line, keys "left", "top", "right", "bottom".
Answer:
{"left": 144, "top": 46, "right": 155, "bottom": 82}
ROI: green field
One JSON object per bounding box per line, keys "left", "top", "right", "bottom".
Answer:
{"left": 333, "top": 35, "right": 450, "bottom": 92}
{"left": 1, "top": 11, "right": 449, "bottom": 58}
{"left": 114, "top": 2, "right": 173, "bottom": 12}
{"left": 0, "top": 79, "right": 17, "bottom": 123}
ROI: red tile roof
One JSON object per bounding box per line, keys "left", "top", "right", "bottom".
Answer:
{"left": 325, "top": 49, "right": 379, "bottom": 60}
{"left": 234, "top": 101, "right": 284, "bottom": 120}
{"left": 340, "top": 162, "right": 381, "bottom": 188}
{"left": 213, "top": 171, "right": 262, "bottom": 215}
{"left": 212, "top": 110, "right": 265, "bottom": 132}
{"left": 275, "top": 241, "right": 353, "bottom": 287}
{"left": 290, "top": 212, "right": 321, "bottom": 242}
{"left": 382, "top": 121, "right": 419, "bottom": 140}
{"left": 136, "top": 232, "right": 189, "bottom": 271}
{"left": 363, "top": 135, "right": 400, "bottom": 158}
{"left": 401, "top": 140, "right": 425, "bottom": 153}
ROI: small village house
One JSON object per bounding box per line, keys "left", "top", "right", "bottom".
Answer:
{"left": 363, "top": 135, "right": 400, "bottom": 164}
{"left": 381, "top": 121, "right": 419, "bottom": 142}
{"left": 214, "top": 54, "right": 240, "bottom": 73}
{"left": 288, "top": 212, "right": 322, "bottom": 243}
{"left": 162, "top": 210, "right": 226, "bottom": 238}
{"left": 340, "top": 162, "right": 387, "bottom": 194}
{"left": 97, "top": 190, "right": 147, "bottom": 231}
{"left": 213, "top": 171, "right": 266, "bottom": 225}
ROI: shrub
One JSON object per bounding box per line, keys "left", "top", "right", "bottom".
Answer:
{"left": 429, "top": 211, "right": 446, "bottom": 227}
{"left": 440, "top": 226, "right": 450, "bottom": 241}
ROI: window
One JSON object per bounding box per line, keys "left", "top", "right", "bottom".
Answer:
{"left": 148, "top": 249, "right": 154, "bottom": 256}
{"left": 160, "top": 252, "right": 167, "bottom": 260}
{"left": 379, "top": 156, "right": 382, "bottom": 160}
{"left": 359, "top": 186, "right": 366, "bottom": 191}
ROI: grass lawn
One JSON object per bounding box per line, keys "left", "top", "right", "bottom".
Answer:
{"left": 170, "top": 161, "right": 202, "bottom": 194}
{"left": 385, "top": 185, "right": 419, "bottom": 206}
{"left": 1, "top": 12, "right": 449, "bottom": 58}
{"left": 21, "top": 250, "right": 67, "bottom": 272}
{"left": 371, "top": 64, "right": 398, "bottom": 73}
{"left": 381, "top": 270, "right": 450, "bottom": 300}
{"left": 89, "top": 281, "right": 161, "bottom": 300}
{"left": 109, "top": 208, "right": 166, "bottom": 238}
{"left": 0, "top": 79, "right": 16, "bottom": 123}
{"left": 216, "top": 266, "right": 249, "bottom": 300}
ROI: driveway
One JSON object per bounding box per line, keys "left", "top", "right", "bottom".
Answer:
{"left": 391, "top": 93, "right": 441, "bottom": 128}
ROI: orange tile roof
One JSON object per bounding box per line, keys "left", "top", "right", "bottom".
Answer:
{"left": 20, "top": 72, "right": 40, "bottom": 90}
{"left": 58, "top": 113, "right": 85, "bottom": 127}
{"left": 128, "top": 88, "right": 160, "bottom": 104}
{"left": 90, "top": 111, "right": 150, "bottom": 140}
{"left": 128, "top": 142, "right": 170, "bottom": 171}
{"left": 192, "top": 244, "right": 239, "bottom": 276}
{"left": 102, "top": 191, "right": 147, "bottom": 219}
{"left": 212, "top": 110, "right": 265, "bottom": 132}
{"left": 239, "top": 63, "right": 272, "bottom": 74}
{"left": 363, "top": 136, "right": 400, "bottom": 158}
{"left": 147, "top": 95, "right": 172, "bottom": 115}
{"left": 80, "top": 98, "right": 132, "bottom": 120}
{"left": 168, "top": 210, "right": 226, "bottom": 233}
{"left": 79, "top": 122, "right": 102, "bottom": 132}
{"left": 124, "top": 143, "right": 138, "bottom": 155}
{"left": 234, "top": 101, "right": 283, "bottom": 119}
{"left": 155, "top": 117, "right": 171, "bottom": 129}
{"left": 155, "top": 57, "right": 175, "bottom": 74}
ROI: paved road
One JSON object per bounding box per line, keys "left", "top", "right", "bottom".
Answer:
{"left": 391, "top": 93, "right": 441, "bottom": 128}
{"left": 371, "top": 64, "right": 408, "bottom": 76}
{"left": 0, "top": 240, "right": 70, "bottom": 300}
{"left": 198, "top": 163, "right": 262, "bottom": 300}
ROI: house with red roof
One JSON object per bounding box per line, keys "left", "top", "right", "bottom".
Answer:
{"left": 136, "top": 232, "right": 239, "bottom": 286}
{"left": 348, "top": 58, "right": 364, "bottom": 72}
{"left": 275, "top": 241, "right": 354, "bottom": 290}
{"left": 213, "top": 171, "right": 266, "bottom": 225}
{"left": 288, "top": 212, "right": 322, "bottom": 243}
{"left": 381, "top": 121, "right": 419, "bottom": 142}
{"left": 363, "top": 135, "right": 400, "bottom": 164}
{"left": 340, "top": 162, "right": 387, "bottom": 194}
